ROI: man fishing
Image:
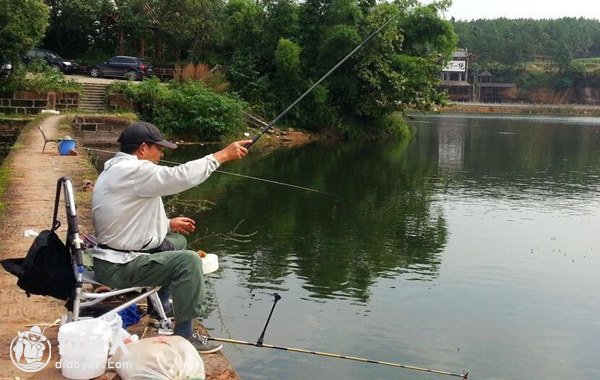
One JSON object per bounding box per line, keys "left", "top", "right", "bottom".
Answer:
{"left": 91, "top": 121, "right": 251, "bottom": 353}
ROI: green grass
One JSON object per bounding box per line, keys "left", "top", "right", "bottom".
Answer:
{"left": 572, "top": 57, "right": 600, "bottom": 72}
{"left": 0, "top": 165, "right": 11, "bottom": 211}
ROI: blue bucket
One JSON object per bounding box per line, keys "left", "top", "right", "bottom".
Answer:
{"left": 58, "top": 139, "right": 76, "bottom": 155}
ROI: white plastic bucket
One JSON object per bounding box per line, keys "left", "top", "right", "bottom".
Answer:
{"left": 201, "top": 253, "right": 219, "bottom": 274}
{"left": 58, "top": 319, "right": 111, "bottom": 379}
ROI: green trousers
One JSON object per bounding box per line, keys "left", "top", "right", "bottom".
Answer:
{"left": 92, "top": 233, "right": 205, "bottom": 322}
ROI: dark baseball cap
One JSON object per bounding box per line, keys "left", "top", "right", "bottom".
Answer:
{"left": 118, "top": 121, "right": 177, "bottom": 149}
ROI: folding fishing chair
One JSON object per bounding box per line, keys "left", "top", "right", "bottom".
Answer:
{"left": 57, "top": 176, "right": 173, "bottom": 331}
{"left": 38, "top": 126, "right": 63, "bottom": 152}
{"left": 24, "top": 177, "right": 171, "bottom": 332}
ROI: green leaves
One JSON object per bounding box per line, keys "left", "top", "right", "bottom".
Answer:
{"left": 2, "top": 61, "right": 82, "bottom": 93}
{"left": 0, "top": 0, "right": 49, "bottom": 63}
{"left": 274, "top": 39, "right": 302, "bottom": 75}
{"left": 21, "top": 0, "right": 457, "bottom": 140}
{"left": 453, "top": 18, "right": 600, "bottom": 70}
{"left": 120, "top": 78, "right": 248, "bottom": 141}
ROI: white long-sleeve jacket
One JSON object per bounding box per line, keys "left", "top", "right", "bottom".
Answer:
{"left": 91, "top": 152, "right": 220, "bottom": 263}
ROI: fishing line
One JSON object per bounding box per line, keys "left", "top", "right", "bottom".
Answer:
{"left": 246, "top": 7, "right": 406, "bottom": 148}
{"left": 83, "top": 147, "right": 335, "bottom": 196}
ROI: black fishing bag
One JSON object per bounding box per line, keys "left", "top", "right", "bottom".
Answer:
{"left": 1, "top": 181, "right": 75, "bottom": 301}
{"left": 1, "top": 228, "right": 74, "bottom": 300}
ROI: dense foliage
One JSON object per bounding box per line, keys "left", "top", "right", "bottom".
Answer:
{"left": 34, "top": 0, "right": 457, "bottom": 138}
{"left": 0, "top": 61, "right": 82, "bottom": 93}
{"left": 113, "top": 78, "right": 248, "bottom": 141}
{"left": 452, "top": 18, "right": 600, "bottom": 71}
{"left": 450, "top": 18, "right": 600, "bottom": 94}
{"left": 0, "top": 0, "right": 49, "bottom": 64}
{"left": 218, "top": 0, "right": 457, "bottom": 137}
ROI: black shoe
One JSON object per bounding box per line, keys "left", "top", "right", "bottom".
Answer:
{"left": 188, "top": 333, "right": 223, "bottom": 354}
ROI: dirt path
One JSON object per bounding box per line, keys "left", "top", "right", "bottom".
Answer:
{"left": 0, "top": 115, "right": 238, "bottom": 379}
{"left": 0, "top": 115, "right": 96, "bottom": 379}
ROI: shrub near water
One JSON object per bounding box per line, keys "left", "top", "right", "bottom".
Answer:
{"left": 119, "top": 78, "right": 247, "bottom": 141}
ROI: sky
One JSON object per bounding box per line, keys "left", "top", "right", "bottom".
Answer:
{"left": 433, "top": 0, "right": 600, "bottom": 21}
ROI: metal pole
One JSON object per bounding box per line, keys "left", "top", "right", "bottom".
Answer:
{"left": 256, "top": 293, "right": 281, "bottom": 346}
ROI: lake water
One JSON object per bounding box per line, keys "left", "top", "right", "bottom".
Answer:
{"left": 157, "top": 114, "right": 600, "bottom": 379}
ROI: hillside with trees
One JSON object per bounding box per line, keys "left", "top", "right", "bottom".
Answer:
{"left": 453, "top": 18, "right": 600, "bottom": 69}
{"left": 451, "top": 18, "right": 600, "bottom": 103}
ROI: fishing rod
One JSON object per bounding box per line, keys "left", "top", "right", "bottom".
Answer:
{"left": 83, "top": 147, "right": 335, "bottom": 196}
{"left": 245, "top": 8, "right": 405, "bottom": 149}
{"left": 206, "top": 293, "right": 469, "bottom": 379}
{"left": 209, "top": 336, "right": 469, "bottom": 379}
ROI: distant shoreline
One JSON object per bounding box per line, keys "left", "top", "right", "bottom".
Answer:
{"left": 437, "top": 102, "right": 600, "bottom": 117}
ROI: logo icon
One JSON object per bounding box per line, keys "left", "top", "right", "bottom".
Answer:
{"left": 10, "top": 326, "right": 52, "bottom": 372}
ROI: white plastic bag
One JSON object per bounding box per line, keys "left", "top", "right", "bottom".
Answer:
{"left": 110, "top": 335, "right": 205, "bottom": 380}
{"left": 23, "top": 229, "right": 39, "bottom": 237}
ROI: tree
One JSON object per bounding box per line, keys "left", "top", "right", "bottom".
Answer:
{"left": 291, "top": 0, "right": 456, "bottom": 135}
{"left": 262, "top": 0, "right": 300, "bottom": 71}
{"left": 271, "top": 38, "right": 303, "bottom": 118}
{"left": 452, "top": 18, "right": 600, "bottom": 71}
{"left": 154, "top": 0, "right": 222, "bottom": 61}
{"left": 220, "top": 0, "right": 268, "bottom": 103}
{"left": 112, "top": 0, "right": 156, "bottom": 56}
{"left": 0, "top": 0, "right": 49, "bottom": 63}
{"left": 43, "top": 0, "right": 112, "bottom": 58}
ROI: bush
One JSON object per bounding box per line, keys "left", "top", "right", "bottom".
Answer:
{"left": 377, "top": 114, "right": 413, "bottom": 139}
{"left": 335, "top": 114, "right": 413, "bottom": 140}
{"left": 0, "top": 61, "right": 81, "bottom": 93}
{"left": 119, "top": 78, "right": 248, "bottom": 141}
{"left": 173, "top": 63, "right": 230, "bottom": 93}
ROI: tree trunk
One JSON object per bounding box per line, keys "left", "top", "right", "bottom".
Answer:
{"left": 119, "top": 30, "right": 125, "bottom": 54}
{"left": 154, "top": 30, "right": 163, "bottom": 61}
{"left": 140, "top": 38, "right": 145, "bottom": 58}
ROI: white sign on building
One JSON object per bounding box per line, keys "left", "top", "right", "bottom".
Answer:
{"left": 443, "top": 60, "right": 466, "bottom": 72}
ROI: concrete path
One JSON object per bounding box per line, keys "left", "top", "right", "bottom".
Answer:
{"left": 0, "top": 115, "right": 96, "bottom": 379}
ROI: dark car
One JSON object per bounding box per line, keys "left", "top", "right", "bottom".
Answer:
{"left": 88, "top": 56, "right": 153, "bottom": 81}
{"left": 22, "top": 48, "right": 79, "bottom": 74}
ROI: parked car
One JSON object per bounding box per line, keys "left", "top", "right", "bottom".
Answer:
{"left": 88, "top": 56, "right": 153, "bottom": 81}
{"left": 0, "top": 58, "right": 11, "bottom": 80}
{"left": 22, "top": 48, "right": 79, "bottom": 74}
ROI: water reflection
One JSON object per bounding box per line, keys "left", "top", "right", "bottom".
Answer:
{"left": 88, "top": 115, "right": 600, "bottom": 380}
{"left": 414, "top": 115, "right": 600, "bottom": 202}
{"left": 169, "top": 140, "right": 448, "bottom": 301}
{"left": 87, "top": 114, "right": 600, "bottom": 303}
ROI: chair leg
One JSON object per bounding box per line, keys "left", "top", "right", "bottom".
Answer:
{"left": 148, "top": 293, "right": 165, "bottom": 315}
{"left": 148, "top": 292, "right": 173, "bottom": 333}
